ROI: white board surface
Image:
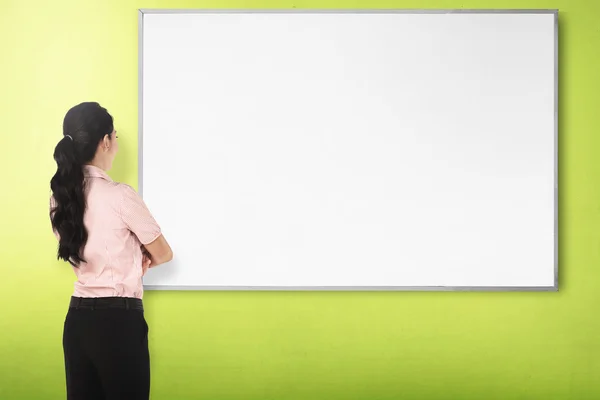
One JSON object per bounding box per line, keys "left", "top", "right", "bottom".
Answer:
{"left": 139, "top": 10, "right": 557, "bottom": 291}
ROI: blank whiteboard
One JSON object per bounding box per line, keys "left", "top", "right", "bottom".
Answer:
{"left": 139, "top": 9, "right": 557, "bottom": 291}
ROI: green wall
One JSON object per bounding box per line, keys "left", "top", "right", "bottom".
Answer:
{"left": 1, "top": 0, "right": 598, "bottom": 399}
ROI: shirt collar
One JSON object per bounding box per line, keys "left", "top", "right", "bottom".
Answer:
{"left": 83, "top": 164, "right": 113, "bottom": 182}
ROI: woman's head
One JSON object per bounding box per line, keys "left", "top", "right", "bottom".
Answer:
{"left": 59, "top": 102, "right": 118, "bottom": 171}
{"left": 50, "top": 102, "right": 117, "bottom": 266}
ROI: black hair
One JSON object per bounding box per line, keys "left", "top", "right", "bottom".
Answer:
{"left": 50, "top": 102, "right": 114, "bottom": 266}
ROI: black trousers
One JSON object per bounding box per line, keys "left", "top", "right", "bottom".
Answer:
{"left": 63, "top": 297, "right": 150, "bottom": 400}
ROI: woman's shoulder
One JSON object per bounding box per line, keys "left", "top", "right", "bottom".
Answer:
{"left": 86, "top": 180, "right": 142, "bottom": 209}
{"left": 107, "top": 182, "right": 146, "bottom": 208}
{"left": 114, "top": 182, "right": 141, "bottom": 197}
{"left": 97, "top": 179, "right": 138, "bottom": 194}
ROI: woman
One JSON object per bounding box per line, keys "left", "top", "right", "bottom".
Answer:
{"left": 49, "top": 102, "right": 173, "bottom": 400}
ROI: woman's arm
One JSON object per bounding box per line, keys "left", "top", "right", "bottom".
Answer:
{"left": 142, "top": 234, "right": 173, "bottom": 268}
{"left": 119, "top": 184, "right": 173, "bottom": 269}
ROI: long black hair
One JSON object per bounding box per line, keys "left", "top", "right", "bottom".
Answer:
{"left": 50, "top": 102, "right": 114, "bottom": 266}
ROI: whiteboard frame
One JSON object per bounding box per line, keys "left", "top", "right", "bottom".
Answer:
{"left": 138, "top": 9, "right": 559, "bottom": 292}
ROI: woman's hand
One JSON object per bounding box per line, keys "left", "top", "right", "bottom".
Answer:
{"left": 141, "top": 246, "right": 152, "bottom": 276}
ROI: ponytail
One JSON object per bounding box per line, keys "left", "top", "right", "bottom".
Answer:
{"left": 50, "top": 102, "right": 114, "bottom": 266}
{"left": 50, "top": 136, "right": 87, "bottom": 266}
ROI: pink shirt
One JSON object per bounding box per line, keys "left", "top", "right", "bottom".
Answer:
{"left": 50, "top": 165, "right": 161, "bottom": 299}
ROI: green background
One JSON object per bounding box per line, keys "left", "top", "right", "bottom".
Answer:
{"left": 0, "top": 0, "right": 596, "bottom": 399}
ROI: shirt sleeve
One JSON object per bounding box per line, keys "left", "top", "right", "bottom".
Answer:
{"left": 119, "top": 184, "right": 162, "bottom": 245}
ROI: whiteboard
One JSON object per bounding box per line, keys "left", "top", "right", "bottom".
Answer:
{"left": 139, "top": 10, "right": 557, "bottom": 291}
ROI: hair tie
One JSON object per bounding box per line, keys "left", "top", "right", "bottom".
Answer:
{"left": 65, "top": 135, "right": 73, "bottom": 141}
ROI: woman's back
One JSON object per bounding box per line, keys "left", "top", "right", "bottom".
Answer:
{"left": 51, "top": 164, "right": 162, "bottom": 299}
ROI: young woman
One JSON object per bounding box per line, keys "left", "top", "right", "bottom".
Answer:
{"left": 49, "top": 102, "right": 173, "bottom": 400}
